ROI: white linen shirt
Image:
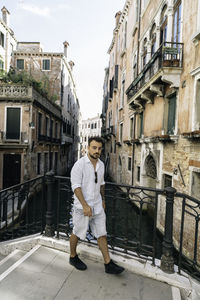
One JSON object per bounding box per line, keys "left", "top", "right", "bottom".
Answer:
{"left": 70, "top": 155, "right": 105, "bottom": 215}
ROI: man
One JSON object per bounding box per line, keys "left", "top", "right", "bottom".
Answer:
{"left": 70, "top": 136, "right": 124, "bottom": 274}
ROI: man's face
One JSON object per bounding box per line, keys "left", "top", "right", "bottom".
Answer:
{"left": 88, "top": 140, "right": 103, "bottom": 160}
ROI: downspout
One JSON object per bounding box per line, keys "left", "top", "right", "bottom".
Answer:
{"left": 131, "top": 113, "right": 136, "bottom": 185}
{"left": 132, "top": 0, "right": 141, "bottom": 185}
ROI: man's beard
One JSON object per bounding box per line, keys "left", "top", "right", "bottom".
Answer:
{"left": 89, "top": 153, "right": 99, "bottom": 159}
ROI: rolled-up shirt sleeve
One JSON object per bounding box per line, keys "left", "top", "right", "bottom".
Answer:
{"left": 70, "top": 161, "right": 82, "bottom": 192}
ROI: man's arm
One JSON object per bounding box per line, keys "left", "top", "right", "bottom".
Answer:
{"left": 74, "top": 187, "right": 92, "bottom": 217}
{"left": 100, "top": 184, "right": 106, "bottom": 210}
{"left": 71, "top": 161, "right": 92, "bottom": 217}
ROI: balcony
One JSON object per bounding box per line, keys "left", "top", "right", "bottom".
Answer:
{"left": 38, "top": 134, "right": 61, "bottom": 144}
{"left": 126, "top": 42, "right": 183, "bottom": 109}
{"left": 0, "top": 131, "right": 29, "bottom": 146}
{"left": 0, "top": 85, "right": 32, "bottom": 99}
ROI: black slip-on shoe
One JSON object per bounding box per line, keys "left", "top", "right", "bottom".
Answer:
{"left": 69, "top": 255, "right": 87, "bottom": 271}
{"left": 105, "top": 259, "right": 125, "bottom": 274}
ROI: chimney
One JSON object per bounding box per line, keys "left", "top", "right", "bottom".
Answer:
{"left": 63, "top": 41, "right": 69, "bottom": 57}
{"left": 115, "top": 11, "right": 121, "bottom": 27}
{"left": 1, "top": 6, "right": 10, "bottom": 27}
{"left": 69, "top": 60, "right": 75, "bottom": 71}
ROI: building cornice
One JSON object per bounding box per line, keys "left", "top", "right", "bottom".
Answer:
{"left": 13, "top": 51, "right": 63, "bottom": 57}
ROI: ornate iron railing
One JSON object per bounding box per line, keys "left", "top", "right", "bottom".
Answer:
{"left": 0, "top": 173, "right": 199, "bottom": 281}
{"left": 126, "top": 41, "right": 184, "bottom": 100}
{"left": 0, "top": 176, "right": 45, "bottom": 241}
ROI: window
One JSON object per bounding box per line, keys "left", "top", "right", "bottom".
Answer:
{"left": 38, "top": 112, "right": 43, "bottom": 137}
{"left": 6, "top": 107, "right": 21, "bottom": 140}
{"left": 142, "top": 38, "right": 147, "bottom": 67}
{"left": 120, "top": 74, "right": 125, "bottom": 107}
{"left": 194, "top": 79, "right": 200, "bottom": 130}
{"left": 0, "top": 32, "right": 4, "bottom": 47}
{"left": 49, "top": 152, "right": 53, "bottom": 170}
{"left": 163, "top": 174, "right": 172, "bottom": 188}
{"left": 128, "top": 157, "right": 132, "bottom": 171}
{"left": 88, "top": 123, "right": 90, "bottom": 128}
{"left": 133, "top": 54, "right": 137, "bottom": 80}
{"left": 44, "top": 153, "right": 48, "bottom": 173}
{"left": 160, "top": 5, "right": 168, "bottom": 45}
{"left": 138, "top": 112, "right": 144, "bottom": 138}
{"left": 50, "top": 120, "right": 53, "bottom": 138}
{"left": 46, "top": 117, "right": 49, "bottom": 136}
{"left": 42, "top": 59, "right": 50, "bottom": 70}
{"left": 37, "top": 153, "right": 41, "bottom": 175}
{"left": 119, "top": 123, "right": 123, "bottom": 143}
{"left": 54, "top": 152, "right": 58, "bottom": 174}
{"left": 173, "top": 1, "right": 182, "bottom": 43}
{"left": 167, "top": 95, "right": 176, "bottom": 134}
{"left": 124, "top": 21, "right": 127, "bottom": 50}
{"left": 191, "top": 171, "right": 200, "bottom": 199}
{"left": 130, "top": 117, "right": 134, "bottom": 139}
{"left": 150, "top": 24, "right": 156, "bottom": 56}
{"left": 17, "top": 59, "right": 24, "bottom": 70}
{"left": 137, "top": 166, "right": 140, "bottom": 182}
{"left": 55, "top": 122, "right": 58, "bottom": 138}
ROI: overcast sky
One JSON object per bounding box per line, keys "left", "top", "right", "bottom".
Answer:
{"left": 1, "top": 0, "right": 125, "bottom": 119}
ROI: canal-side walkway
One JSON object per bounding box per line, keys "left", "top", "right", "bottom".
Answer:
{"left": 0, "top": 234, "right": 199, "bottom": 300}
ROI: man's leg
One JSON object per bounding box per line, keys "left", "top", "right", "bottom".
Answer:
{"left": 97, "top": 235, "right": 124, "bottom": 274}
{"left": 97, "top": 236, "right": 110, "bottom": 264}
{"left": 70, "top": 233, "right": 79, "bottom": 257}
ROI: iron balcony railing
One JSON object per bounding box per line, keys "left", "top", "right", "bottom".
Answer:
{"left": 0, "top": 173, "right": 199, "bottom": 281}
{"left": 126, "top": 41, "right": 184, "bottom": 100}
{"left": 0, "top": 131, "right": 29, "bottom": 144}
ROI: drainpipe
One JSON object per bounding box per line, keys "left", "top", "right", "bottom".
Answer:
{"left": 137, "top": 0, "right": 142, "bottom": 77}
{"left": 132, "top": 0, "right": 141, "bottom": 185}
{"left": 131, "top": 113, "right": 136, "bottom": 185}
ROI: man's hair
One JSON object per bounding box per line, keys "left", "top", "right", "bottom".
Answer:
{"left": 88, "top": 136, "right": 104, "bottom": 146}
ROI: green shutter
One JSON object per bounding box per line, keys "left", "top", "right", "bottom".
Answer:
{"left": 167, "top": 95, "right": 176, "bottom": 134}
{"left": 6, "top": 108, "right": 20, "bottom": 139}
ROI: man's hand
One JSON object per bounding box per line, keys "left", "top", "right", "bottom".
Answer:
{"left": 83, "top": 204, "right": 92, "bottom": 217}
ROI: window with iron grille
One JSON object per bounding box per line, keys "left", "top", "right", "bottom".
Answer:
{"left": 163, "top": 174, "right": 172, "bottom": 188}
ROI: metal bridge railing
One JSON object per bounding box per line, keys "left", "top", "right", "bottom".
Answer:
{"left": 0, "top": 172, "right": 199, "bottom": 281}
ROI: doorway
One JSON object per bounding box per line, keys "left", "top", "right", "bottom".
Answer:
{"left": 3, "top": 154, "right": 21, "bottom": 188}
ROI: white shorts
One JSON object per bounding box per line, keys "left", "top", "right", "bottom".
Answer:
{"left": 72, "top": 207, "right": 107, "bottom": 240}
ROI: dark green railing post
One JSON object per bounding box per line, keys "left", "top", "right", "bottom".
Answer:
{"left": 161, "top": 186, "right": 176, "bottom": 273}
{"left": 45, "top": 171, "right": 55, "bottom": 237}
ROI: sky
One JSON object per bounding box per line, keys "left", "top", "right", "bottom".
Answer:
{"left": 1, "top": 0, "right": 125, "bottom": 119}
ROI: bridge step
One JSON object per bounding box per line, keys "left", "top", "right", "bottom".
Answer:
{"left": 0, "top": 249, "right": 27, "bottom": 275}
{"left": 0, "top": 245, "right": 178, "bottom": 300}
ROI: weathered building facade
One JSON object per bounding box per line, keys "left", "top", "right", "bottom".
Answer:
{"left": 0, "top": 84, "right": 61, "bottom": 189}
{"left": 80, "top": 114, "right": 102, "bottom": 157}
{"left": 0, "top": 7, "right": 17, "bottom": 73}
{"left": 11, "top": 41, "right": 80, "bottom": 175}
{"left": 102, "top": 0, "right": 200, "bottom": 258}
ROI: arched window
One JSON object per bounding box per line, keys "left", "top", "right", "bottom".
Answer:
{"left": 145, "top": 155, "right": 157, "bottom": 179}
{"left": 142, "top": 38, "right": 147, "bottom": 67}
{"left": 160, "top": 5, "right": 168, "bottom": 45}
{"left": 150, "top": 23, "right": 156, "bottom": 56}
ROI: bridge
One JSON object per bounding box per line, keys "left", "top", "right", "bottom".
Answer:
{"left": 0, "top": 172, "right": 200, "bottom": 299}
